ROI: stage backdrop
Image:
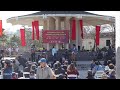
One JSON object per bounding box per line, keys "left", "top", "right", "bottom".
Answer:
{"left": 42, "top": 30, "right": 69, "bottom": 43}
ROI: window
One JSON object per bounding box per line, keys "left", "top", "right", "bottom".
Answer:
{"left": 106, "top": 40, "right": 110, "bottom": 46}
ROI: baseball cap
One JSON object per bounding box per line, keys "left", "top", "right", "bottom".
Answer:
{"left": 38, "top": 58, "right": 46, "bottom": 63}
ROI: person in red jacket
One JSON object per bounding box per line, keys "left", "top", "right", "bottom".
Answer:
{"left": 67, "top": 63, "right": 79, "bottom": 76}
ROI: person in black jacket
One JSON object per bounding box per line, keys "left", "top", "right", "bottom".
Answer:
{"left": 86, "top": 70, "right": 94, "bottom": 79}
{"left": 17, "top": 55, "right": 27, "bottom": 68}
{"left": 31, "top": 45, "right": 36, "bottom": 62}
{"left": 54, "top": 62, "right": 65, "bottom": 75}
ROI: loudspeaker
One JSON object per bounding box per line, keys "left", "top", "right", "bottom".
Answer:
{"left": 106, "top": 40, "right": 110, "bottom": 46}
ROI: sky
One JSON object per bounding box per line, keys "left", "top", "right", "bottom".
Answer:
{"left": 0, "top": 11, "right": 118, "bottom": 34}
{"left": 0, "top": 11, "right": 39, "bottom": 33}
{"left": 1, "top": 11, "right": 120, "bottom": 49}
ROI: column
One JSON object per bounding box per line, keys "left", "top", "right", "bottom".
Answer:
{"left": 76, "top": 18, "right": 79, "bottom": 50}
{"left": 65, "top": 17, "right": 71, "bottom": 49}
{"left": 78, "top": 19, "right": 83, "bottom": 50}
{"left": 43, "top": 18, "right": 47, "bottom": 50}
{"left": 55, "top": 17, "right": 61, "bottom": 50}
{"left": 46, "top": 17, "right": 56, "bottom": 50}
{"left": 116, "top": 15, "right": 120, "bottom": 79}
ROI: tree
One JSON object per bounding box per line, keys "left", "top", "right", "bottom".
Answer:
{"left": 10, "top": 34, "right": 21, "bottom": 47}
{"left": 83, "top": 24, "right": 115, "bottom": 51}
{"left": 25, "top": 28, "right": 43, "bottom": 50}
{"left": 0, "top": 29, "right": 8, "bottom": 46}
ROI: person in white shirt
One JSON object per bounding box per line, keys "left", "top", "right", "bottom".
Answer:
{"left": 52, "top": 46, "right": 58, "bottom": 61}
{"left": 104, "top": 60, "right": 112, "bottom": 73}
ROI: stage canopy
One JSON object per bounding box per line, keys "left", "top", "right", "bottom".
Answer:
{"left": 7, "top": 11, "right": 115, "bottom": 27}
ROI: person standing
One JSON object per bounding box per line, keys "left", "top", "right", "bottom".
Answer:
{"left": 71, "top": 44, "right": 77, "bottom": 53}
{"left": 31, "top": 45, "right": 36, "bottom": 62}
{"left": 52, "top": 46, "right": 57, "bottom": 61}
{"left": 36, "top": 58, "right": 56, "bottom": 79}
{"left": 71, "top": 44, "right": 77, "bottom": 64}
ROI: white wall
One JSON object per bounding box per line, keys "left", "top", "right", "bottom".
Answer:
{"left": 82, "top": 38, "right": 112, "bottom": 50}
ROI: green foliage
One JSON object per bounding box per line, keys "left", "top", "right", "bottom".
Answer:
{"left": 0, "top": 33, "right": 8, "bottom": 46}
{"left": 10, "top": 34, "right": 20, "bottom": 47}
{"left": 25, "top": 30, "right": 42, "bottom": 49}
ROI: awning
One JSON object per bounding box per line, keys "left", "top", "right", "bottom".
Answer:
{"left": 6, "top": 11, "right": 115, "bottom": 27}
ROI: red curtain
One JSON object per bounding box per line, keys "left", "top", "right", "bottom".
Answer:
{"left": 79, "top": 20, "right": 83, "bottom": 39}
{"left": 20, "top": 29, "right": 26, "bottom": 46}
{"left": 32, "top": 21, "right": 35, "bottom": 40}
{"left": 71, "top": 19, "right": 76, "bottom": 40}
{"left": 0, "top": 20, "right": 2, "bottom": 37}
{"left": 96, "top": 25, "right": 100, "bottom": 46}
{"left": 34, "top": 21, "right": 40, "bottom": 40}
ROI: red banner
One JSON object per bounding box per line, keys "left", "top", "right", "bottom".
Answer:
{"left": 42, "top": 30, "right": 69, "bottom": 43}
{"left": 34, "top": 21, "right": 39, "bottom": 40}
{"left": 20, "top": 29, "right": 26, "bottom": 46}
{"left": 0, "top": 20, "right": 2, "bottom": 37}
{"left": 96, "top": 26, "right": 100, "bottom": 46}
{"left": 71, "top": 19, "right": 76, "bottom": 40}
{"left": 32, "top": 21, "right": 35, "bottom": 40}
{"left": 79, "top": 20, "right": 83, "bottom": 39}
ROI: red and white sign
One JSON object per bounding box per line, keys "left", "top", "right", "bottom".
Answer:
{"left": 42, "top": 30, "right": 69, "bottom": 44}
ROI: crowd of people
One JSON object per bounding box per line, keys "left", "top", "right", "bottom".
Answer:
{"left": 0, "top": 46, "right": 19, "bottom": 57}
{"left": 0, "top": 44, "right": 116, "bottom": 79}
{"left": 0, "top": 56, "right": 79, "bottom": 79}
{"left": 87, "top": 59, "right": 116, "bottom": 79}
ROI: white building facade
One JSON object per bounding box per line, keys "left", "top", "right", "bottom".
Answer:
{"left": 82, "top": 38, "right": 112, "bottom": 50}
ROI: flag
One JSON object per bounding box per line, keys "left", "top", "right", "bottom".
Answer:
{"left": 0, "top": 20, "right": 2, "bottom": 37}
{"left": 95, "top": 25, "right": 100, "bottom": 46}
{"left": 32, "top": 21, "right": 35, "bottom": 40}
{"left": 71, "top": 18, "right": 76, "bottom": 40}
{"left": 34, "top": 21, "right": 40, "bottom": 40}
{"left": 20, "top": 28, "right": 26, "bottom": 46}
{"left": 79, "top": 20, "right": 83, "bottom": 39}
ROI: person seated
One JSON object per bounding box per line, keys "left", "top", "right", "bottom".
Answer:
{"left": 3, "top": 60, "right": 12, "bottom": 79}
{"left": 108, "top": 70, "right": 116, "bottom": 79}
{"left": 54, "top": 62, "right": 65, "bottom": 75}
{"left": 86, "top": 70, "right": 94, "bottom": 79}
{"left": 53, "top": 61, "right": 59, "bottom": 69}
{"left": 12, "top": 72, "right": 18, "bottom": 79}
{"left": 90, "top": 60, "right": 96, "bottom": 70}
{"left": 104, "top": 60, "right": 112, "bottom": 73}
{"left": 101, "top": 73, "right": 108, "bottom": 79}
{"left": 12, "top": 60, "right": 19, "bottom": 73}
{"left": 18, "top": 71, "right": 23, "bottom": 78}
{"left": 53, "top": 63, "right": 58, "bottom": 70}
{"left": 62, "top": 61, "right": 68, "bottom": 72}
{"left": 58, "top": 74, "right": 66, "bottom": 79}
{"left": 30, "top": 70, "right": 36, "bottom": 79}
{"left": 108, "top": 64, "right": 116, "bottom": 79}
{"left": 92, "top": 61, "right": 104, "bottom": 75}
{"left": 67, "top": 63, "right": 79, "bottom": 76}
{"left": 30, "top": 64, "right": 37, "bottom": 73}
{"left": 23, "top": 67, "right": 29, "bottom": 72}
